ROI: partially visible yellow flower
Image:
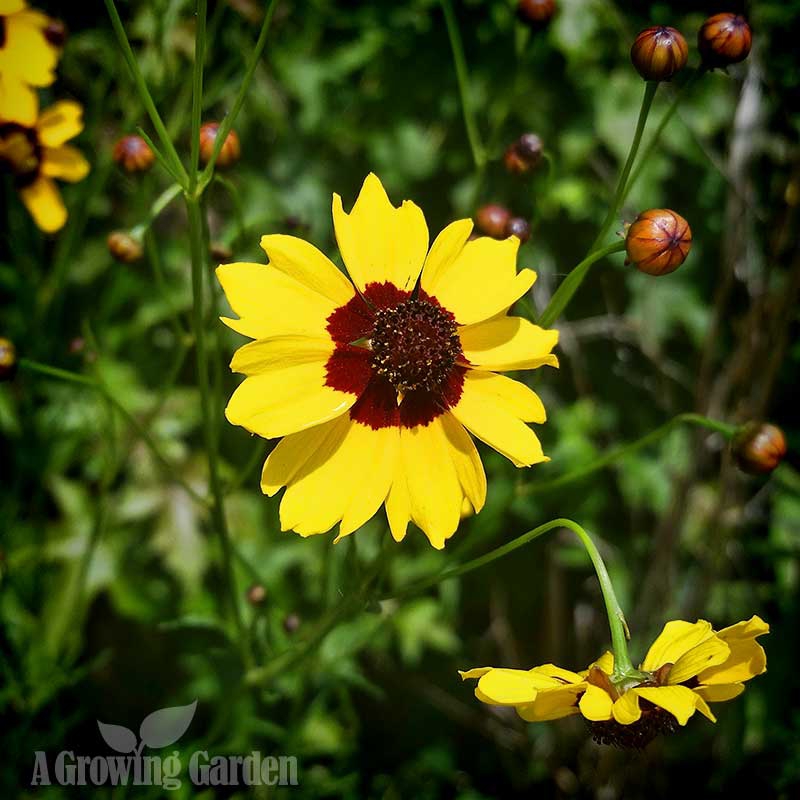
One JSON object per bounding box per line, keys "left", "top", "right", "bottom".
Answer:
{"left": 217, "top": 173, "right": 559, "bottom": 549}
{"left": 0, "top": 0, "right": 61, "bottom": 127}
{"left": 461, "top": 615, "right": 768, "bottom": 748}
{"left": 0, "top": 99, "right": 89, "bottom": 232}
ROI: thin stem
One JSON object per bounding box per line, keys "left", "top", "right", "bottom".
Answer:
{"left": 189, "top": 0, "right": 207, "bottom": 181}
{"left": 103, "top": 0, "right": 188, "bottom": 186}
{"left": 521, "top": 412, "right": 736, "bottom": 495}
{"left": 441, "top": 0, "right": 485, "bottom": 169}
{"left": 391, "top": 518, "right": 635, "bottom": 677}
{"left": 131, "top": 182, "right": 183, "bottom": 237}
{"left": 591, "top": 81, "right": 658, "bottom": 251}
{"left": 538, "top": 240, "right": 626, "bottom": 327}
{"left": 196, "top": 0, "right": 279, "bottom": 190}
{"left": 624, "top": 69, "right": 705, "bottom": 202}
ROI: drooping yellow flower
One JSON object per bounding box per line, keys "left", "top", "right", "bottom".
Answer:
{"left": 217, "top": 174, "right": 558, "bottom": 548}
{"left": 0, "top": 0, "right": 61, "bottom": 127}
{"left": 0, "top": 99, "right": 89, "bottom": 232}
{"left": 461, "top": 615, "right": 768, "bottom": 748}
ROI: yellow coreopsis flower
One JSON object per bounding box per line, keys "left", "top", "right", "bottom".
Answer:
{"left": 218, "top": 173, "right": 559, "bottom": 548}
{"left": 461, "top": 615, "right": 768, "bottom": 748}
{"left": 0, "top": 0, "right": 61, "bottom": 127}
{"left": 0, "top": 99, "right": 89, "bottom": 232}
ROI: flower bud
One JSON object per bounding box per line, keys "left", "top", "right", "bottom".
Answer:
{"left": 44, "top": 19, "right": 68, "bottom": 47}
{"left": 506, "top": 216, "right": 531, "bottom": 244}
{"left": 516, "top": 0, "right": 556, "bottom": 30}
{"left": 199, "top": 122, "right": 241, "bottom": 169}
{"left": 113, "top": 135, "right": 155, "bottom": 173}
{"left": 210, "top": 241, "right": 233, "bottom": 261}
{"left": 698, "top": 13, "right": 752, "bottom": 69}
{"left": 246, "top": 583, "right": 267, "bottom": 607}
{"left": 731, "top": 423, "right": 787, "bottom": 475}
{"left": 283, "top": 613, "right": 301, "bottom": 634}
{"left": 0, "top": 338, "right": 17, "bottom": 382}
{"left": 475, "top": 204, "right": 511, "bottom": 239}
{"left": 107, "top": 231, "right": 144, "bottom": 263}
{"left": 625, "top": 209, "right": 691, "bottom": 275}
{"left": 630, "top": 26, "right": 688, "bottom": 82}
{"left": 504, "top": 133, "right": 544, "bottom": 175}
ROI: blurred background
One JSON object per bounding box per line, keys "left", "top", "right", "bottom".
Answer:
{"left": 2, "top": 0, "right": 799, "bottom": 797}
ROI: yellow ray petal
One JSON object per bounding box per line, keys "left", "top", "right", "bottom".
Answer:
{"left": 693, "top": 683, "right": 745, "bottom": 703}
{"left": 589, "top": 651, "right": 615, "bottom": 675}
{"left": 0, "top": 12, "right": 58, "bottom": 86}
{"left": 399, "top": 418, "right": 464, "bottom": 549}
{"left": 385, "top": 467, "right": 411, "bottom": 543}
{"left": 217, "top": 262, "right": 339, "bottom": 340}
{"left": 41, "top": 144, "right": 90, "bottom": 182}
{"left": 459, "top": 667, "right": 492, "bottom": 680}
{"left": 634, "top": 685, "right": 698, "bottom": 726}
{"left": 420, "top": 218, "right": 473, "bottom": 292}
{"left": 229, "top": 335, "right": 334, "bottom": 375}
{"left": 424, "top": 235, "right": 536, "bottom": 325}
{"left": 332, "top": 173, "right": 429, "bottom": 293}
{"left": 475, "top": 668, "right": 557, "bottom": 705}
{"left": 455, "top": 370, "right": 546, "bottom": 423}
{"left": 668, "top": 637, "right": 730, "bottom": 684}
{"left": 0, "top": 75, "right": 38, "bottom": 126}
{"left": 440, "top": 412, "right": 486, "bottom": 514}
{"left": 36, "top": 100, "right": 83, "bottom": 147}
{"left": 517, "top": 684, "right": 584, "bottom": 721}
{"left": 715, "top": 615, "right": 770, "bottom": 642}
{"left": 696, "top": 638, "right": 767, "bottom": 685}
{"left": 259, "top": 234, "right": 355, "bottom": 307}
{"left": 693, "top": 694, "right": 717, "bottom": 722}
{"left": 578, "top": 684, "right": 613, "bottom": 721}
{"left": 225, "top": 362, "right": 354, "bottom": 439}
{"left": 19, "top": 175, "right": 66, "bottom": 233}
{"left": 0, "top": 1, "right": 27, "bottom": 14}
{"left": 459, "top": 316, "right": 559, "bottom": 372}
{"left": 612, "top": 690, "right": 642, "bottom": 725}
{"left": 450, "top": 371, "right": 548, "bottom": 468}
{"left": 530, "top": 664, "right": 585, "bottom": 684}
{"left": 641, "top": 620, "right": 716, "bottom": 672}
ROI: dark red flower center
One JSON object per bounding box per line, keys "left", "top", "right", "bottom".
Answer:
{"left": 325, "top": 282, "right": 466, "bottom": 430}
{"left": 0, "top": 122, "right": 41, "bottom": 186}
{"left": 370, "top": 298, "right": 460, "bottom": 393}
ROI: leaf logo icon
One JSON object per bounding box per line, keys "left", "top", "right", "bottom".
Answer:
{"left": 97, "top": 722, "right": 138, "bottom": 754}
{"left": 139, "top": 700, "right": 198, "bottom": 749}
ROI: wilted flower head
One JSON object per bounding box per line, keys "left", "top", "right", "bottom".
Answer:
{"left": 217, "top": 174, "right": 559, "bottom": 548}
{"left": 461, "top": 616, "right": 768, "bottom": 749}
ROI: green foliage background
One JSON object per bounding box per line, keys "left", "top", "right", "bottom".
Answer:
{"left": 2, "top": 0, "right": 800, "bottom": 797}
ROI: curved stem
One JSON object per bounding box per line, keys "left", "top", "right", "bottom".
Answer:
{"left": 390, "top": 517, "right": 634, "bottom": 676}
{"left": 441, "top": 0, "right": 485, "bottom": 170}
{"left": 538, "top": 240, "right": 626, "bottom": 327}
{"left": 521, "top": 412, "right": 736, "bottom": 495}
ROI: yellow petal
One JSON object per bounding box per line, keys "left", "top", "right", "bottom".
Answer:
{"left": 385, "top": 468, "right": 411, "bottom": 543}
{"left": 259, "top": 234, "right": 355, "bottom": 307}
{"left": 450, "top": 370, "right": 548, "bottom": 468}
{"left": 0, "top": 75, "right": 38, "bottom": 126}
{"left": 440, "top": 412, "right": 486, "bottom": 514}
{"left": 41, "top": 144, "right": 90, "bottom": 182}
{"left": 420, "top": 218, "right": 473, "bottom": 290}
{"left": 229, "top": 335, "right": 334, "bottom": 375}
{"left": 715, "top": 615, "right": 770, "bottom": 642}
{"left": 459, "top": 667, "right": 492, "bottom": 681}
{"left": 612, "top": 690, "right": 642, "bottom": 725}
{"left": 517, "top": 684, "right": 584, "bottom": 721}
{"left": 337, "top": 424, "right": 399, "bottom": 539}
{"left": 641, "top": 619, "right": 716, "bottom": 672}
{"left": 530, "top": 664, "right": 585, "bottom": 684}
{"left": 278, "top": 418, "right": 394, "bottom": 537}
{"left": 0, "top": 1, "right": 27, "bottom": 14}
{"left": 475, "top": 668, "right": 557, "bottom": 705}
{"left": 635, "top": 685, "right": 698, "bottom": 726}
{"left": 0, "top": 12, "right": 57, "bottom": 86}
{"left": 225, "top": 363, "right": 354, "bottom": 439}
{"left": 261, "top": 418, "right": 344, "bottom": 496}
{"left": 668, "top": 636, "right": 730, "bottom": 684}
{"left": 423, "top": 235, "right": 536, "bottom": 325}
{"left": 398, "top": 417, "right": 463, "bottom": 549}
{"left": 588, "top": 651, "right": 615, "bottom": 675}
{"left": 693, "top": 693, "right": 717, "bottom": 722}
{"left": 578, "top": 684, "right": 613, "bottom": 721}
{"left": 19, "top": 175, "right": 66, "bottom": 232}
{"left": 693, "top": 683, "right": 745, "bottom": 703}
{"left": 36, "top": 100, "right": 83, "bottom": 147}
{"left": 332, "top": 173, "right": 429, "bottom": 293}
{"left": 697, "top": 615, "right": 769, "bottom": 685}
{"left": 459, "top": 316, "right": 559, "bottom": 372}
{"left": 456, "top": 370, "right": 546, "bottom": 423}
{"left": 217, "top": 261, "right": 339, "bottom": 340}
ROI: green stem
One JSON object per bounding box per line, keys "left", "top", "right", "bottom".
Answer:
{"left": 521, "top": 412, "right": 736, "bottom": 495}
{"left": 624, "top": 70, "right": 705, "bottom": 203}
{"left": 190, "top": 0, "right": 207, "bottom": 179}
{"left": 17, "top": 358, "right": 207, "bottom": 507}
{"left": 538, "top": 240, "right": 626, "bottom": 327}
{"left": 196, "top": 0, "right": 279, "bottom": 190}
{"left": 592, "top": 81, "right": 658, "bottom": 251}
{"left": 103, "top": 0, "right": 188, "bottom": 186}
{"left": 392, "top": 518, "right": 635, "bottom": 677}
{"left": 131, "top": 183, "right": 183, "bottom": 237}
{"left": 440, "top": 0, "right": 485, "bottom": 170}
